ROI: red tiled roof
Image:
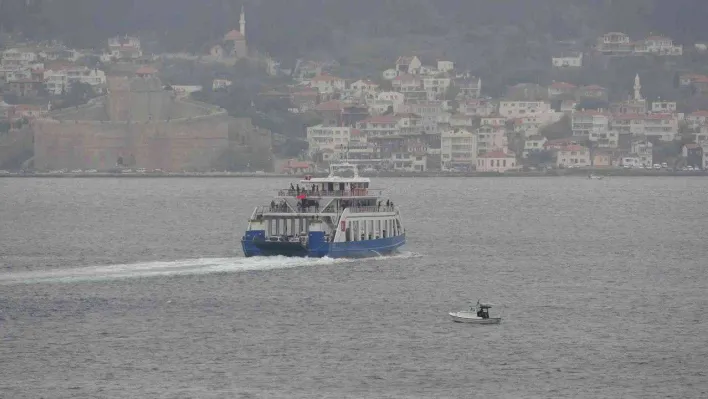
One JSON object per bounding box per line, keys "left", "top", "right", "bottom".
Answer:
{"left": 313, "top": 100, "right": 344, "bottom": 111}
{"left": 136, "top": 66, "right": 157, "bottom": 75}
{"left": 549, "top": 82, "right": 576, "bottom": 89}
{"left": 392, "top": 73, "right": 418, "bottom": 82}
{"left": 559, "top": 145, "right": 587, "bottom": 152}
{"left": 684, "top": 143, "right": 701, "bottom": 149}
{"left": 394, "top": 112, "right": 421, "bottom": 119}
{"left": 310, "top": 74, "right": 342, "bottom": 82}
{"left": 689, "top": 110, "right": 708, "bottom": 117}
{"left": 350, "top": 129, "right": 362, "bottom": 136}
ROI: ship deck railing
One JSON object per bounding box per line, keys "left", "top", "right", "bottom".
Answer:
{"left": 254, "top": 205, "right": 397, "bottom": 216}
{"left": 347, "top": 206, "right": 397, "bottom": 214}
{"left": 277, "top": 189, "right": 383, "bottom": 198}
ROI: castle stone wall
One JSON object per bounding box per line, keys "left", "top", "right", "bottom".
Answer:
{"left": 33, "top": 117, "right": 231, "bottom": 171}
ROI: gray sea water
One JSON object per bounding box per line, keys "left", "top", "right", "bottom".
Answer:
{"left": 1, "top": 177, "right": 707, "bottom": 398}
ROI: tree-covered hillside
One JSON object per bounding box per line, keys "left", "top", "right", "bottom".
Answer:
{"left": 2, "top": 0, "right": 708, "bottom": 55}
{"left": 2, "top": 0, "right": 708, "bottom": 97}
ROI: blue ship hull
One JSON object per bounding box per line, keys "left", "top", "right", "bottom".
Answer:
{"left": 242, "top": 233, "right": 405, "bottom": 258}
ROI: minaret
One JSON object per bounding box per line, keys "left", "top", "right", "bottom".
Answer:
{"left": 634, "top": 73, "right": 642, "bottom": 101}
{"left": 240, "top": 5, "right": 246, "bottom": 38}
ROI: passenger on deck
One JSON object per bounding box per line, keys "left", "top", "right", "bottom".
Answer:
{"left": 270, "top": 200, "right": 275, "bottom": 211}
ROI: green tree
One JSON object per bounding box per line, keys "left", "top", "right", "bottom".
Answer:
{"left": 539, "top": 115, "right": 572, "bottom": 140}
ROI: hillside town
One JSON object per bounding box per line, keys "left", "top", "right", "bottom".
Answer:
{"left": 3, "top": 22, "right": 708, "bottom": 174}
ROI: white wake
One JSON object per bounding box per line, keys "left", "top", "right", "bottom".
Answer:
{"left": 0, "top": 252, "right": 421, "bottom": 285}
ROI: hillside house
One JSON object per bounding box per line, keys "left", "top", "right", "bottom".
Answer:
{"left": 644, "top": 36, "right": 682, "bottom": 55}
{"left": 588, "top": 130, "right": 619, "bottom": 148}
{"left": 631, "top": 140, "right": 653, "bottom": 166}
{"left": 685, "top": 110, "right": 708, "bottom": 128}
{"left": 350, "top": 79, "right": 379, "bottom": 97}
{"left": 548, "top": 82, "right": 577, "bottom": 98}
{"left": 651, "top": 101, "right": 676, "bottom": 113}
{"left": 552, "top": 52, "right": 583, "bottom": 68}
{"left": 395, "top": 56, "right": 422, "bottom": 75}
{"left": 437, "top": 60, "right": 454, "bottom": 73}
{"left": 476, "top": 151, "right": 517, "bottom": 173}
{"left": 309, "top": 74, "right": 346, "bottom": 96}
{"left": 456, "top": 77, "right": 482, "bottom": 99}
{"left": 523, "top": 135, "right": 548, "bottom": 158}
{"left": 576, "top": 85, "right": 608, "bottom": 101}
{"left": 556, "top": 145, "right": 590, "bottom": 168}
{"left": 459, "top": 99, "right": 494, "bottom": 117}
{"left": 596, "top": 32, "right": 633, "bottom": 54}
{"left": 499, "top": 100, "right": 552, "bottom": 119}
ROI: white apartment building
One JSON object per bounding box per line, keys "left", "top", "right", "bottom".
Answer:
{"left": 43, "top": 67, "right": 107, "bottom": 95}
{"left": 366, "top": 91, "right": 405, "bottom": 115}
{"left": 588, "top": 130, "right": 619, "bottom": 148}
{"left": 571, "top": 111, "right": 609, "bottom": 136}
{"left": 404, "top": 101, "right": 447, "bottom": 134}
{"left": 355, "top": 114, "right": 422, "bottom": 137}
{"left": 422, "top": 76, "right": 451, "bottom": 100}
{"left": 498, "top": 100, "right": 552, "bottom": 119}
{"left": 441, "top": 128, "right": 477, "bottom": 170}
{"left": 1, "top": 48, "right": 38, "bottom": 66}
{"left": 476, "top": 125, "right": 508, "bottom": 155}
{"left": 390, "top": 152, "right": 427, "bottom": 172}
{"left": 307, "top": 125, "right": 353, "bottom": 156}
{"left": 611, "top": 114, "right": 678, "bottom": 141}
{"left": 458, "top": 99, "right": 494, "bottom": 116}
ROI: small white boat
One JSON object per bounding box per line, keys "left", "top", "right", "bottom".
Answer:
{"left": 449, "top": 301, "right": 501, "bottom": 324}
{"left": 588, "top": 174, "right": 604, "bottom": 180}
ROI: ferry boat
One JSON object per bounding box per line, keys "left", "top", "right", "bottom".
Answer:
{"left": 241, "top": 162, "right": 405, "bottom": 258}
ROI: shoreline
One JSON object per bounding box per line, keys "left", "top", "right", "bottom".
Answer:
{"left": 1, "top": 169, "right": 707, "bottom": 178}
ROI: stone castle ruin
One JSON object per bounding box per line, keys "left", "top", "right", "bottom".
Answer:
{"left": 32, "top": 73, "right": 272, "bottom": 171}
